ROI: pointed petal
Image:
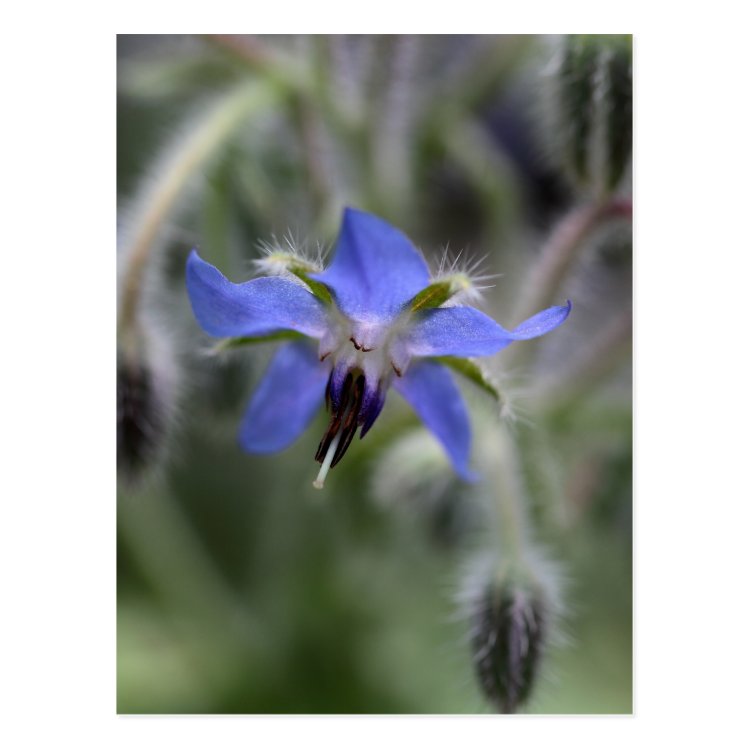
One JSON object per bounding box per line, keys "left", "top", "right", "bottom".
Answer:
{"left": 405, "top": 301, "right": 571, "bottom": 357}
{"left": 392, "top": 361, "right": 477, "bottom": 481}
{"left": 507, "top": 300, "right": 572, "bottom": 339}
{"left": 239, "top": 341, "right": 329, "bottom": 453}
{"left": 311, "top": 208, "right": 430, "bottom": 321}
{"left": 405, "top": 307, "right": 512, "bottom": 357}
{"left": 360, "top": 378, "right": 387, "bottom": 438}
{"left": 186, "top": 250, "right": 329, "bottom": 339}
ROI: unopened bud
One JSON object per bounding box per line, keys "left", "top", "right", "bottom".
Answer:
{"left": 117, "top": 321, "right": 181, "bottom": 483}
{"left": 470, "top": 581, "right": 547, "bottom": 713}
{"left": 546, "top": 35, "right": 632, "bottom": 196}
{"left": 117, "top": 359, "right": 167, "bottom": 479}
{"left": 371, "top": 430, "right": 477, "bottom": 545}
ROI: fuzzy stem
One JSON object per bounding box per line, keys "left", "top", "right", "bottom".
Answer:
{"left": 368, "top": 35, "right": 419, "bottom": 220}
{"left": 118, "top": 82, "right": 275, "bottom": 345}
{"left": 490, "top": 426, "right": 529, "bottom": 564}
{"left": 507, "top": 197, "right": 632, "bottom": 371}
{"left": 313, "top": 35, "right": 380, "bottom": 215}
{"left": 203, "top": 34, "right": 307, "bottom": 93}
{"left": 288, "top": 94, "right": 330, "bottom": 217}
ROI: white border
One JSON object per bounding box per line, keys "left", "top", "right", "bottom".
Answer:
{"left": 4, "top": 8, "right": 750, "bottom": 749}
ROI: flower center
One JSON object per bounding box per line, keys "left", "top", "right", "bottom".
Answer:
{"left": 312, "top": 363, "right": 388, "bottom": 488}
{"left": 312, "top": 313, "right": 414, "bottom": 488}
{"left": 315, "top": 370, "right": 365, "bottom": 468}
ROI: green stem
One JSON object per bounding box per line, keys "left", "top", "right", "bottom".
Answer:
{"left": 486, "top": 425, "right": 529, "bottom": 564}
{"left": 203, "top": 34, "right": 308, "bottom": 95}
{"left": 507, "top": 197, "right": 631, "bottom": 371}
{"left": 118, "top": 82, "right": 277, "bottom": 350}
{"left": 312, "top": 36, "right": 377, "bottom": 214}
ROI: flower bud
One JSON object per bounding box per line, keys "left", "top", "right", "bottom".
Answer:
{"left": 117, "top": 320, "right": 181, "bottom": 484}
{"left": 545, "top": 35, "right": 632, "bottom": 196}
{"left": 117, "top": 358, "right": 166, "bottom": 478}
{"left": 371, "top": 430, "right": 477, "bottom": 545}
{"left": 470, "top": 580, "right": 546, "bottom": 713}
{"left": 461, "top": 548, "right": 563, "bottom": 714}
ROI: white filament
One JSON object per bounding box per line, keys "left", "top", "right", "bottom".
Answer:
{"left": 312, "top": 429, "right": 343, "bottom": 490}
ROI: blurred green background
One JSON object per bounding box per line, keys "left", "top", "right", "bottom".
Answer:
{"left": 117, "top": 34, "right": 632, "bottom": 714}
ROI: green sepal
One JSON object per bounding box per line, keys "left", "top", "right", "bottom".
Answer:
{"left": 257, "top": 250, "right": 333, "bottom": 304}
{"left": 289, "top": 267, "right": 333, "bottom": 304}
{"left": 408, "top": 280, "right": 456, "bottom": 312}
{"left": 407, "top": 273, "right": 479, "bottom": 312}
{"left": 210, "top": 330, "right": 305, "bottom": 353}
{"left": 436, "top": 356, "right": 503, "bottom": 403}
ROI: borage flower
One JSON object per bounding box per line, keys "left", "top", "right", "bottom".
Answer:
{"left": 186, "top": 208, "right": 570, "bottom": 488}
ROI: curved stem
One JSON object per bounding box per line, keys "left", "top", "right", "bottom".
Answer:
{"left": 118, "top": 82, "right": 276, "bottom": 346}
{"left": 507, "top": 197, "right": 631, "bottom": 371}
{"left": 203, "top": 34, "right": 307, "bottom": 94}
{"left": 521, "top": 197, "right": 632, "bottom": 320}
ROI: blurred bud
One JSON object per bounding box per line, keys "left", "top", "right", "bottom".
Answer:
{"left": 371, "top": 430, "right": 477, "bottom": 546}
{"left": 117, "top": 318, "right": 181, "bottom": 484}
{"left": 461, "top": 550, "right": 563, "bottom": 713}
{"left": 118, "top": 359, "right": 165, "bottom": 477}
{"left": 470, "top": 580, "right": 546, "bottom": 713}
{"left": 546, "top": 35, "right": 632, "bottom": 196}
{"left": 601, "top": 38, "right": 633, "bottom": 192}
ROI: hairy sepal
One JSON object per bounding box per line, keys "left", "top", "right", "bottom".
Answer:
{"left": 210, "top": 330, "right": 305, "bottom": 353}
{"left": 436, "top": 356, "right": 503, "bottom": 403}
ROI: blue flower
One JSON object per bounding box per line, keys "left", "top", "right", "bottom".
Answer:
{"left": 186, "top": 208, "right": 570, "bottom": 486}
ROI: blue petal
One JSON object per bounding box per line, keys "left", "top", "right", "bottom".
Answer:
{"left": 507, "top": 300, "right": 572, "bottom": 339}
{"left": 186, "top": 250, "right": 329, "bottom": 339}
{"left": 405, "top": 301, "right": 572, "bottom": 357}
{"left": 311, "top": 207, "right": 430, "bottom": 321}
{"left": 239, "top": 341, "right": 329, "bottom": 453}
{"left": 393, "top": 361, "right": 477, "bottom": 481}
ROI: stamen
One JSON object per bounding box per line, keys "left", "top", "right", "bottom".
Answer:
{"left": 312, "top": 373, "right": 366, "bottom": 486}
{"left": 348, "top": 336, "right": 374, "bottom": 353}
{"left": 316, "top": 373, "right": 352, "bottom": 461}
{"left": 313, "top": 430, "right": 343, "bottom": 489}
{"left": 331, "top": 375, "right": 364, "bottom": 468}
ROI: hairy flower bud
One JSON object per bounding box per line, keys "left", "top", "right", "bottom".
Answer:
{"left": 461, "top": 547, "right": 564, "bottom": 714}
{"left": 117, "top": 320, "right": 181, "bottom": 483}
{"left": 117, "top": 359, "right": 166, "bottom": 478}
{"left": 545, "top": 35, "right": 632, "bottom": 196}
{"left": 470, "top": 582, "right": 547, "bottom": 713}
